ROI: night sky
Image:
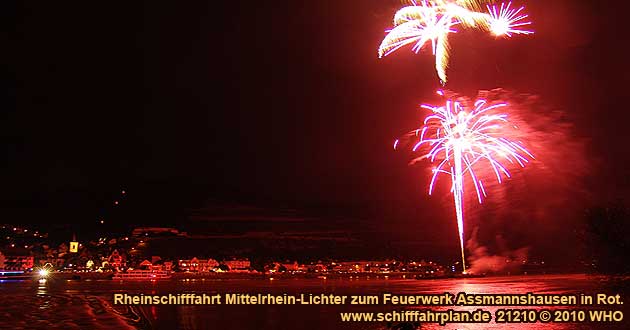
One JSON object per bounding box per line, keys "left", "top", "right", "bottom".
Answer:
{"left": 3, "top": 1, "right": 630, "bottom": 262}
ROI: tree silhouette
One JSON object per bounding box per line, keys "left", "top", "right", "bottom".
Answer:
{"left": 584, "top": 202, "right": 630, "bottom": 274}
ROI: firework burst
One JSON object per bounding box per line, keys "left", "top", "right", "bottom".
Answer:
{"left": 394, "top": 93, "right": 534, "bottom": 272}
{"left": 379, "top": 2, "right": 458, "bottom": 83}
{"left": 378, "top": 1, "right": 533, "bottom": 84}
{"left": 487, "top": 2, "right": 534, "bottom": 37}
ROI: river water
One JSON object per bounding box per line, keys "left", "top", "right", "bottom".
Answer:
{"left": 0, "top": 274, "right": 628, "bottom": 329}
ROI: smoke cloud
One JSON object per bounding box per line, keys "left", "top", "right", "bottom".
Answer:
{"left": 466, "top": 227, "right": 530, "bottom": 274}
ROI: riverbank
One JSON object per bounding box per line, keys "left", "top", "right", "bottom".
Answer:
{"left": 49, "top": 271, "right": 472, "bottom": 281}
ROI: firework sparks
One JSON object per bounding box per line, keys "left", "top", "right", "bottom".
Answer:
{"left": 395, "top": 94, "right": 534, "bottom": 272}
{"left": 379, "top": 2, "right": 458, "bottom": 83}
{"left": 378, "top": 1, "right": 533, "bottom": 83}
{"left": 487, "top": 2, "right": 533, "bottom": 37}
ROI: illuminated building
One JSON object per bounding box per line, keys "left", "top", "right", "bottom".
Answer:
{"left": 69, "top": 241, "right": 79, "bottom": 253}
{"left": 69, "top": 233, "right": 79, "bottom": 253}
{"left": 1, "top": 255, "right": 34, "bottom": 271}
{"left": 223, "top": 258, "right": 251, "bottom": 271}
{"left": 107, "top": 249, "right": 125, "bottom": 269}
{"left": 178, "top": 257, "right": 219, "bottom": 272}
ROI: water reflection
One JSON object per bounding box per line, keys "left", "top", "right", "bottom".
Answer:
{"left": 0, "top": 274, "right": 626, "bottom": 329}
{"left": 37, "top": 278, "right": 48, "bottom": 295}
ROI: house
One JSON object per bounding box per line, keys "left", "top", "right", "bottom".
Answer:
{"left": 137, "top": 259, "right": 173, "bottom": 272}
{"left": 282, "top": 261, "right": 299, "bottom": 271}
{"left": 107, "top": 249, "right": 124, "bottom": 269}
{"left": 305, "top": 261, "right": 327, "bottom": 273}
{"left": 223, "top": 258, "right": 251, "bottom": 271}
{"left": 1, "top": 255, "right": 34, "bottom": 270}
{"left": 138, "top": 260, "right": 153, "bottom": 269}
{"left": 38, "top": 257, "right": 65, "bottom": 268}
{"left": 178, "top": 257, "right": 219, "bottom": 272}
{"left": 265, "top": 261, "right": 300, "bottom": 273}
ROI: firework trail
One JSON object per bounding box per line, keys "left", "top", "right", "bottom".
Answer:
{"left": 394, "top": 92, "right": 533, "bottom": 272}
{"left": 378, "top": 1, "right": 533, "bottom": 84}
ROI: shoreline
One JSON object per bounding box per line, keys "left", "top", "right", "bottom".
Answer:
{"left": 40, "top": 271, "right": 602, "bottom": 282}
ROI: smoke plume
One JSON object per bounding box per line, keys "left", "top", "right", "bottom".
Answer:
{"left": 466, "top": 227, "right": 530, "bottom": 274}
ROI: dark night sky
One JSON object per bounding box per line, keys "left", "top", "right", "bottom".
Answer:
{"left": 3, "top": 1, "right": 630, "bottom": 261}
